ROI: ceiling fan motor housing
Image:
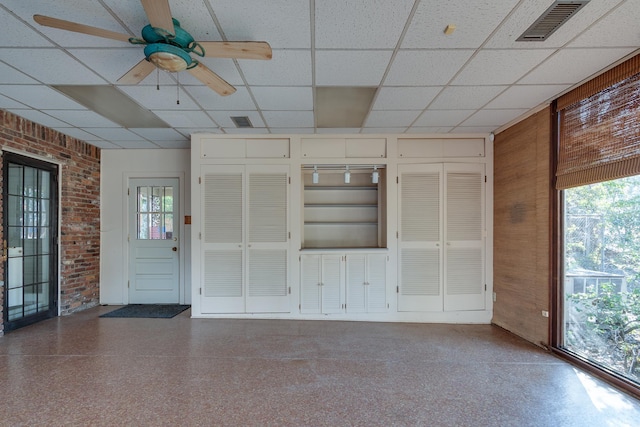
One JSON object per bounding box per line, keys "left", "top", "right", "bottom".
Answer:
{"left": 141, "top": 18, "right": 201, "bottom": 72}
{"left": 141, "top": 18, "right": 193, "bottom": 48}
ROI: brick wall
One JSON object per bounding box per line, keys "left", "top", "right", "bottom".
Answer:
{"left": 0, "top": 110, "right": 101, "bottom": 334}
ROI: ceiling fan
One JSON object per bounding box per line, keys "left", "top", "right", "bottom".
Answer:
{"left": 33, "top": 0, "right": 272, "bottom": 96}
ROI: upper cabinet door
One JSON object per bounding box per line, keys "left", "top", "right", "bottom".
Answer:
{"left": 444, "top": 163, "right": 485, "bottom": 311}
{"left": 397, "top": 164, "right": 443, "bottom": 312}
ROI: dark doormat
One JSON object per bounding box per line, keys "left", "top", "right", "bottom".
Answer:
{"left": 100, "top": 304, "right": 190, "bottom": 319}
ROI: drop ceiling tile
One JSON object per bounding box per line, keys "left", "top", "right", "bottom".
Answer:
{"left": 406, "top": 126, "right": 453, "bottom": 134}
{"left": 7, "top": 109, "right": 68, "bottom": 128}
{"left": 183, "top": 128, "right": 223, "bottom": 135}
{"left": 0, "top": 85, "right": 84, "bottom": 109}
{"left": 316, "top": 50, "right": 393, "bottom": 86}
{"left": 103, "top": 0, "right": 222, "bottom": 42}
{"left": 453, "top": 49, "right": 554, "bottom": 85}
{"left": 0, "top": 94, "right": 28, "bottom": 109}
{"left": 430, "top": 86, "right": 507, "bottom": 110}
{"left": 484, "top": 0, "right": 625, "bottom": 49}
{"left": 119, "top": 85, "right": 200, "bottom": 110}
{"left": 461, "top": 109, "right": 529, "bottom": 127}
{"left": 372, "top": 87, "right": 441, "bottom": 110}
{"left": 519, "top": 48, "right": 635, "bottom": 85}
{"left": 402, "top": 0, "right": 519, "bottom": 49}
{"left": 361, "top": 128, "right": 407, "bottom": 134}
{"left": 152, "top": 110, "right": 217, "bottom": 128}
{"left": 151, "top": 140, "right": 190, "bottom": 149}
{"left": 44, "top": 110, "right": 118, "bottom": 127}
{"left": 7, "top": 2, "right": 131, "bottom": 48}
{"left": 206, "top": 111, "right": 265, "bottom": 128}
{"left": 185, "top": 86, "right": 255, "bottom": 110}
{"left": 69, "top": 48, "right": 160, "bottom": 84}
{"left": 315, "top": 0, "right": 414, "bottom": 48}
{"left": 212, "top": 0, "right": 310, "bottom": 48}
{"left": 0, "top": 49, "right": 105, "bottom": 85}
{"left": 385, "top": 50, "right": 474, "bottom": 85}
{"left": 364, "top": 110, "right": 421, "bottom": 128}
{"left": 88, "top": 140, "right": 123, "bottom": 149}
{"left": 263, "top": 111, "right": 314, "bottom": 128}
{"left": 241, "top": 50, "right": 311, "bottom": 86}
{"left": 0, "top": 8, "right": 54, "bottom": 47}
{"left": 485, "top": 84, "right": 570, "bottom": 109}
{"left": 0, "top": 62, "right": 38, "bottom": 84}
{"left": 86, "top": 128, "right": 146, "bottom": 141}
{"left": 251, "top": 87, "right": 313, "bottom": 110}
{"left": 130, "top": 128, "right": 186, "bottom": 141}
{"left": 414, "top": 110, "right": 475, "bottom": 127}
{"left": 106, "top": 140, "right": 161, "bottom": 149}
{"left": 570, "top": 1, "right": 640, "bottom": 48}
{"left": 53, "top": 127, "right": 105, "bottom": 142}
{"left": 452, "top": 126, "right": 497, "bottom": 134}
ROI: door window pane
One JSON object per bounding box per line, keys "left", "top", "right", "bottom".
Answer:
{"left": 563, "top": 175, "right": 640, "bottom": 385}
{"left": 137, "top": 185, "right": 174, "bottom": 240}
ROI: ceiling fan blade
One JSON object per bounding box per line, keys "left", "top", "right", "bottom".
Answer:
{"left": 117, "top": 59, "right": 156, "bottom": 85}
{"left": 198, "top": 41, "right": 272, "bottom": 60}
{"left": 140, "top": 0, "right": 175, "bottom": 36}
{"left": 33, "top": 15, "right": 131, "bottom": 43}
{"left": 188, "top": 63, "right": 236, "bottom": 96}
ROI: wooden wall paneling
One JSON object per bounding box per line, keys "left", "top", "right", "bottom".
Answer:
{"left": 493, "top": 107, "right": 551, "bottom": 347}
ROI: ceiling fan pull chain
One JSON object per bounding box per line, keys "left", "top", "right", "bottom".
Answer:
{"left": 156, "top": 67, "right": 160, "bottom": 91}
{"left": 176, "top": 72, "right": 180, "bottom": 105}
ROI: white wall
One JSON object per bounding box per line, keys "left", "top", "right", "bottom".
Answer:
{"left": 100, "top": 149, "right": 191, "bottom": 305}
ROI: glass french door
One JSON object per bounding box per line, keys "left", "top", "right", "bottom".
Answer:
{"left": 3, "top": 153, "right": 58, "bottom": 331}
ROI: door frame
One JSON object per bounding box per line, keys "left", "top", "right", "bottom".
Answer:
{"left": 2, "top": 149, "right": 61, "bottom": 331}
{"left": 123, "top": 172, "right": 187, "bottom": 305}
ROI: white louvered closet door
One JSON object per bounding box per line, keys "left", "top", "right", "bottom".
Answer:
{"left": 346, "top": 254, "right": 367, "bottom": 313}
{"left": 201, "top": 165, "right": 245, "bottom": 313}
{"left": 366, "top": 254, "right": 387, "bottom": 313}
{"left": 444, "top": 163, "right": 485, "bottom": 311}
{"left": 246, "top": 165, "right": 290, "bottom": 313}
{"left": 398, "top": 164, "right": 443, "bottom": 312}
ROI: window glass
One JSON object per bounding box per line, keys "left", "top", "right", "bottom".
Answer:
{"left": 136, "top": 186, "right": 174, "bottom": 240}
{"left": 563, "top": 175, "right": 640, "bottom": 385}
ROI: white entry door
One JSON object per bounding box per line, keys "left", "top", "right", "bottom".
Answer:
{"left": 129, "top": 178, "right": 180, "bottom": 304}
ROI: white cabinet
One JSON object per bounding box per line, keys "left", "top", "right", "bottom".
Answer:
{"left": 300, "top": 254, "right": 343, "bottom": 314}
{"left": 200, "top": 165, "right": 290, "bottom": 314}
{"left": 346, "top": 254, "right": 387, "bottom": 313}
{"left": 398, "top": 163, "right": 485, "bottom": 312}
{"left": 300, "top": 252, "right": 387, "bottom": 314}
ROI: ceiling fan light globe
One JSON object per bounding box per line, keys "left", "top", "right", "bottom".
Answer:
{"left": 144, "top": 43, "right": 193, "bottom": 72}
{"left": 148, "top": 51, "right": 188, "bottom": 72}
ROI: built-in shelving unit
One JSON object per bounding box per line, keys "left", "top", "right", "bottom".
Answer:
{"left": 302, "top": 168, "right": 385, "bottom": 248}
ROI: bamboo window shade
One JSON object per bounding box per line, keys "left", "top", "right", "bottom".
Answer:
{"left": 556, "top": 54, "right": 640, "bottom": 189}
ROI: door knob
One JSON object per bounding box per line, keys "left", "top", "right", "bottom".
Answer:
{"left": 172, "top": 247, "right": 178, "bottom": 252}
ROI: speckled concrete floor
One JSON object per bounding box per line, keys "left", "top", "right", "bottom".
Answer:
{"left": 1, "top": 306, "right": 639, "bottom": 427}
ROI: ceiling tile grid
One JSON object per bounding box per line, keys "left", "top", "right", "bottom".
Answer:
{"left": 0, "top": 0, "right": 636, "bottom": 148}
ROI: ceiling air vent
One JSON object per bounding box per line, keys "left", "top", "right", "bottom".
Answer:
{"left": 231, "top": 116, "right": 253, "bottom": 128}
{"left": 517, "top": 1, "right": 590, "bottom": 42}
